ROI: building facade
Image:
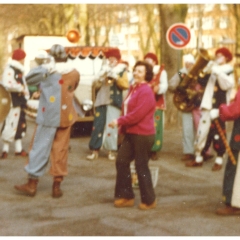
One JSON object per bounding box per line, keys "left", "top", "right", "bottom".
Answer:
{"left": 182, "top": 4, "right": 235, "bottom": 57}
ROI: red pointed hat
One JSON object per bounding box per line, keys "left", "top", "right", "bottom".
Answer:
{"left": 144, "top": 52, "right": 158, "bottom": 65}
{"left": 12, "top": 49, "right": 26, "bottom": 61}
{"left": 105, "top": 48, "right": 121, "bottom": 60}
{"left": 215, "top": 47, "right": 233, "bottom": 62}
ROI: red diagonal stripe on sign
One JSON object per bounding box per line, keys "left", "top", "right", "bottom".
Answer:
{"left": 171, "top": 26, "right": 189, "bottom": 44}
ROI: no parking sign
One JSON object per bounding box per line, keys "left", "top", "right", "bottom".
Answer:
{"left": 166, "top": 23, "right": 191, "bottom": 50}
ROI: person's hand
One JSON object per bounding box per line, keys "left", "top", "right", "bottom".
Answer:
{"left": 107, "top": 70, "right": 118, "bottom": 79}
{"left": 210, "top": 108, "right": 219, "bottom": 120}
{"left": 114, "top": 64, "right": 126, "bottom": 73}
{"left": 32, "top": 91, "right": 40, "bottom": 99}
{"left": 152, "top": 84, "right": 159, "bottom": 93}
{"left": 211, "top": 65, "right": 221, "bottom": 76}
{"left": 108, "top": 119, "right": 118, "bottom": 128}
{"left": 102, "top": 65, "right": 111, "bottom": 74}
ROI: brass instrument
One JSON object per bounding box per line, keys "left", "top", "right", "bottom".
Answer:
{"left": 173, "top": 48, "right": 212, "bottom": 112}
{"left": 0, "top": 84, "right": 11, "bottom": 122}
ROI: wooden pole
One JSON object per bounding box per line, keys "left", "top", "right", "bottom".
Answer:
{"left": 214, "top": 119, "right": 236, "bottom": 165}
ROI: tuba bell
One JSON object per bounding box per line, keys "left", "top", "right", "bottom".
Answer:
{"left": 0, "top": 84, "right": 11, "bottom": 122}
{"left": 173, "top": 48, "right": 212, "bottom": 112}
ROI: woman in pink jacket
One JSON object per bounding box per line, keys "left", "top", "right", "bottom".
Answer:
{"left": 109, "top": 61, "right": 156, "bottom": 210}
{"left": 210, "top": 88, "right": 240, "bottom": 215}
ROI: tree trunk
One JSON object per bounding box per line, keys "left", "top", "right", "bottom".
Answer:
{"left": 159, "top": 4, "right": 188, "bottom": 129}
{"left": 233, "top": 4, "right": 240, "bottom": 90}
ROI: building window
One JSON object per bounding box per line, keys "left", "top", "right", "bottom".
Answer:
{"left": 193, "top": 18, "right": 200, "bottom": 30}
{"left": 220, "top": 4, "right": 228, "bottom": 11}
{"left": 153, "top": 7, "right": 159, "bottom": 15}
{"left": 188, "top": 4, "right": 199, "bottom": 13}
{"left": 204, "top": 4, "right": 214, "bottom": 12}
{"left": 121, "top": 37, "right": 139, "bottom": 51}
{"left": 129, "top": 9, "right": 137, "bottom": 18}
{"left": 188, "top": 31, "right": 197, "bottom": 49}
{"left": 186, "top": 20, "right": 191, "bottom": 28}
{"left": 129, "top": 24, "right": 138, "bottom": 34}
{"left": 121, "top": 24, "right": 128, "bottom": 34}
{"left": 130, "top": 16, "right": 139, "bottom": 23}
{"left": 186, "top": 18, "right": 200, "bottom": 30}
{"left": 128, "top": 9, "right": 138, "bottom": 23}
{"left": 100, "top": 26, "right": 106, "bottom": 36}
{"left": 202, "top": 35, "right": 213, "bottom": 48}
{"left": 117, "top": 10, "right": 128, "bottom": 23}
{"left": 202, "top": 17, "right": 214, "bottom": 30}
{"left": 118, "top": 11, "right": 123, "bottom": 18}
{"left": 219, "top": 17, "right": 229, "bottom": 29}
{"left": 129, "top": 39, "right": 139, "bottom": 50}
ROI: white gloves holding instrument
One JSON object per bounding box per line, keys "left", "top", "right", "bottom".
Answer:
{"left": 211, "top": 65, "right": 221, "bottom": 76}
{"left": 107, "top": 63, "right": 126, "bottom": 80}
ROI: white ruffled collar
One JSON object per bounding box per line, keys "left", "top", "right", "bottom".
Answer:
{"left": 9, "top": 59, "right": 25, "bottom": 73}
{"left": 212, "top": 63, "right": 233, "bottom": 74}
{"left": 54, "top": 62, "right": 74, "bottom": 75}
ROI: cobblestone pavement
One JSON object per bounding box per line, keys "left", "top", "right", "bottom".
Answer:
{"left": 0, "top": 120, "right": 239, "bottom": 236}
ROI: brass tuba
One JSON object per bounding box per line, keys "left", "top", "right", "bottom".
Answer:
{"left": 0, "top": 84, "right": 11, "bottom": 122}
{"left": 173, "top": 48, "right": 212, "bottom": 112}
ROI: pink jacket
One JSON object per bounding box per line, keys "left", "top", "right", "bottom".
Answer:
{"left": 219, "top": 89, "right": 240, "bottom": 122}
{"left": 117, "top": 82, "right": 156, "bottom": 135}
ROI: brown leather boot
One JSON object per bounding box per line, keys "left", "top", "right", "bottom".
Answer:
{"left": 52, "top": 176, "right": 63, "bottom": 198}
{"left": 14, "top": 178, "right": 38, "bottom": 197}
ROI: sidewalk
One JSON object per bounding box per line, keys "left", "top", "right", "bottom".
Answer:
{"left": 0, "top": 120, "right": 239, "bottom": 236}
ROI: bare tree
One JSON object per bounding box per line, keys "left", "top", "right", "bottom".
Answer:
{"left": 159, "top": 4, "right": 188, "bottom": 128}
{"left": 135, "top": 4, "right": 160, "bottom": 57}
{"left": 233, "top": 4, "right": 240, "bottom": 89}
{"left": 0, "top": 4, "right": 86, "bottom": 73}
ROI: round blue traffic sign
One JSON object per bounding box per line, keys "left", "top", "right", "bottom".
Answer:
{"left": 166, "top": 23, "right": 191, "bottom": 49}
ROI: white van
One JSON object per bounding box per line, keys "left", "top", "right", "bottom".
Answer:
{"left": 14, "top": 35, "right": 117, "bottom": 125}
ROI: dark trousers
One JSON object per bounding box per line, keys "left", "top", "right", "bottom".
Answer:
{"left": 15, "top": 108, "right": 27, "bottom": 140}
{"left": 89, "top": 106, "right": 107, "bottom": 150}
{"left": 115, "top": 133, "right": 156, "bottom": 205}
{"left": 223, "top": 149, "right": 239, "bottom": 205}
{"left": 202, "top": 118, "right": 226, "bottom": 157}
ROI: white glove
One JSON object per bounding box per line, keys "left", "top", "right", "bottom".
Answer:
{"left": 153, "top": 65, "right": 160, "bottom": 75}
{"left": 211, "top": 65, "right": 221, "bottom": 75}
{"left": 107, "top": 69, "right": 118, "bottom": 79}
{"left": 203, "top": 61, "right": 215, "bottom": 74}
{"left": 113, "top": 63, "right": 126, "bottom": 73}
{"left": 210, "top": 108, "right": 219, "bottom": 120}
{"left": 97, "top": 65, "right": 110, "bottom": 78}
{"left": 102, "top": 65, "right": 111, "bottom": 73}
